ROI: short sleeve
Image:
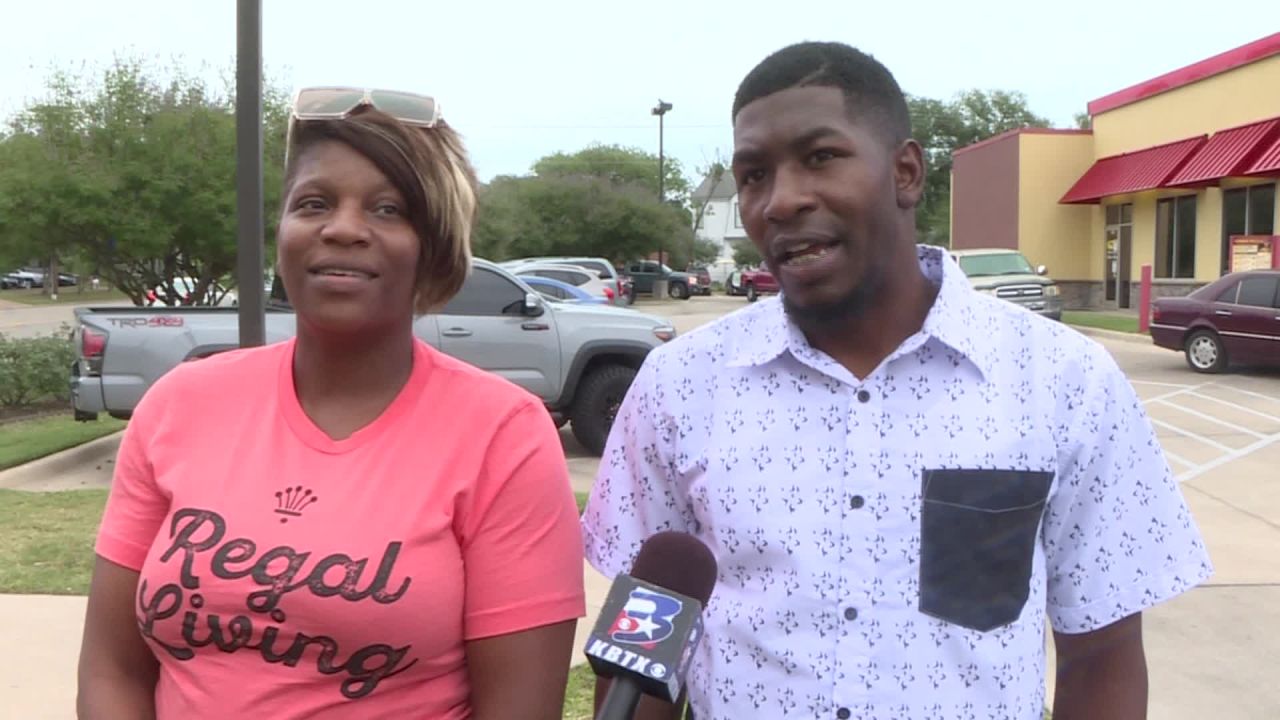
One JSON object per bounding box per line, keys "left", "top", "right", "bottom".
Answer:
{"left": 1043, "top": 348, "right": 1213, "bottom": 633}
{"left": 581, "top": 353, "right": 695, "bottom": 580}
{"left": 458, "top": 398, "right": 586, "bottom": 640}
{"left": 94, "top": 383, "right": 172, "bottom": 570}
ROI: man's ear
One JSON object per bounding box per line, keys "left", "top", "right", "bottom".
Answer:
{"left": 894, "top": 139, "right": 926, "bottom": 210}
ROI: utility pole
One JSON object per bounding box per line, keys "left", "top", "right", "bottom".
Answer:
{"left": 235, "top": 0, "right": 265, "bottom": 347}
{"left": 652, "top": 99, "right": 672, "bottom": 267}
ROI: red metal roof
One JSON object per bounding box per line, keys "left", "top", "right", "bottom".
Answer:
{"left": 1245, "top": 132, "right": 1280, "bottom": 176}
{"left": 1089, "top": 33, "right": 1280, "bottom": 116}
{"left": 1166, "top": 117, "right": 1280, "bottom": 186}
{"left": 1060, "top": 136, "right": 1207, "bottom": 204}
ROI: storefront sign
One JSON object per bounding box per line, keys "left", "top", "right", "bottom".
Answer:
{"left": 1229, "top": 235, "right": 1279, "bottom": 271}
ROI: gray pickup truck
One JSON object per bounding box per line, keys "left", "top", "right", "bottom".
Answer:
{"left": 950, "top": 248, "right": 1063, "bottom": 321}
{"left": 69, "top": 259, "right": 676, "bottom": 455}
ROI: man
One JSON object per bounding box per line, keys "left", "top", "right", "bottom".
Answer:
{"left": 581, "top": 41, "right": 1212, "bottom": 720}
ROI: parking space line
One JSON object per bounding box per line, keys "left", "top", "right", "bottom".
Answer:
{"left": 1209, "top": 384, "right": 1280, "bottom": 406}
{"left": 1150, "top": 399, "right": 1267, "bottom": 439}
{"left": 1186, "top": 392, "right": 1280, "bottom": 425}
{"left": 1163, "top": 450, "right": 1198, "bottom": 472}
{"left": 1137, "top": 384, "right": 1212, "bottom": 406}
{"left": 1131, "top": 380, "right": 1198, "bottom": 390}
{"left": 1177, "top": 433, "right": 1280, "bottom": 484}
{"left": 1148, "top": 418, "right": 1237, "bottom": 453}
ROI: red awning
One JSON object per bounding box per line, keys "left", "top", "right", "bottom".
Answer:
{"left": 1166, "top": 117, "right": 1280, "bottom": 186}
{"left": 1060, "top": 136, "right": 1206, "bottom": 204}
{"left": 1246, "top": 131, "right": 1280, "bottom": 176}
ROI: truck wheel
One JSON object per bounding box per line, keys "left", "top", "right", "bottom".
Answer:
{"left": 669, "top": 283, "right": 688, "bottom": 300}
{"left": 570, "top": 364, "right": 637, "bottom": 456}
{"left": 746, "top": 284, "right": 758, "bottom": 302}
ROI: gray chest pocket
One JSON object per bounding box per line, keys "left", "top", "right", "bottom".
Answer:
{"left": 918, "top": 468, "right": 1053, "bottom": 632}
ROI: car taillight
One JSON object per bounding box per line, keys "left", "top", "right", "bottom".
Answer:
{"left": 81, "top": 326, "right": 107, "bottom": 376}
{"left": 604, "top": 286, "right": 615, "bottom": 300}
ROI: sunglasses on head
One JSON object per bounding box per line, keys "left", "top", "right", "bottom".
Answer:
{"left": 290, "top": 87, "right": 442, "bottom": 127}
{"left": 285, "top": 87, "right": 442, "bottom": 163}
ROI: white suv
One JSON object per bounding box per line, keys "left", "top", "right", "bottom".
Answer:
{"left": 501, "top": 256, "right": 628, "bottom": 305}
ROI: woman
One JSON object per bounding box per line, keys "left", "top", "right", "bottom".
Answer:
{"left": 76, "top": 88, "right": 586, "bottom": 719}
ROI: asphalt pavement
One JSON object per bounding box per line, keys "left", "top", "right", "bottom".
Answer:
{"left": 0, "top": 295, "right": 131, "bottom": 339}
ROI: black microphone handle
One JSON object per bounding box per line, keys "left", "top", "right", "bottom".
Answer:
{"left": 595, "top": 676, "right": 643, "bottom": 720}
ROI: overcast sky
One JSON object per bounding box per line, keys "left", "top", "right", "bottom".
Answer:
{"left": 3, "top": 1, "right": 1274, "bottom": 183}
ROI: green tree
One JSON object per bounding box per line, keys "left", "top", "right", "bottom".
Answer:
{"left": 472, "top": 145, "right": 696, "bottom": 265}
{"left": 908, "top": 89, "right": 1050, "bottom": 247}
{"left": 0, "top": 58, "right": 289, "bottom": 305}
{"left": 533, "top": 143, "right": 692, "bottom": 206}
{"left": 732, "top": 241, "right": 763, "bottom": 268}
{"left": 0, "top": 72, "right": 111, "bottom": 295}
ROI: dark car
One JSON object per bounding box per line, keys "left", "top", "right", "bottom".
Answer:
{"left": 1150, "top": 270, "right": 1280, "bottom": 373}
{"left": 623, "top": 260, "right": 695, "bottom": 300}
{"left": 686, "top": 265, "right": 713, "bottom": 296}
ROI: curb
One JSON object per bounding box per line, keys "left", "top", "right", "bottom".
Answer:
{"left": 0, "top": 431, "right": 124, "bottom": 491}
{"left": 1065, "top": 323, "right": 1154, "bottom": 346}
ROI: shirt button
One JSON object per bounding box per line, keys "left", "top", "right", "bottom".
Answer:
{"left": 837, "top": 709, "right": 851, "bottom": 720}
{"left": 856, "top": 389, "right": 871, "bottom": 403}
{"left": 844, "top": 607, "right": 858, "bottom": 621}
{"left": 850, "top": 495, "right": 865, "bottom": 509}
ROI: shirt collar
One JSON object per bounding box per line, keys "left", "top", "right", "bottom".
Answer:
{"left": 726, "top": 245, "right": 995, "bottom": 379}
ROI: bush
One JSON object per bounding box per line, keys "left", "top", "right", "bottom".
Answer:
{"left": 0, "top": 329, "right": 76, "bottom": 407}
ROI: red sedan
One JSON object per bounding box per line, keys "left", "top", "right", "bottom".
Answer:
{"left": 1149, "top": 270, "right": 1280, "bottom": 373}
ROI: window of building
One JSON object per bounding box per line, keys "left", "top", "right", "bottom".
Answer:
{"left": 1156, "top": 195, "right": 1197, "bottom": 279}
{"left": 1222, "top": 183, "right": 1276, "bottom": 274}
{"left": 1104, "top": 203, "right": 1134, "bottom": 304}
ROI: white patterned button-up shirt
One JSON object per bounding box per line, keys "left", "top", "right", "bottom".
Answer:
{"left": 582, "top": 245, "right": 1212, "bottom": 720}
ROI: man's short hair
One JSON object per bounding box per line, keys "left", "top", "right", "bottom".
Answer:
{"left": 732, "top": 42, "right": 912, "bottom": 145}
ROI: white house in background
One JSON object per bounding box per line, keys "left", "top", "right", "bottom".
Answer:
{"left": 691, "top": 172, "right": 748, "bottom": 282}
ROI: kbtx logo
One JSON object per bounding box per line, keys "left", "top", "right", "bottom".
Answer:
{"left": 609, "top": 587, "right": 682, "bottom": 647}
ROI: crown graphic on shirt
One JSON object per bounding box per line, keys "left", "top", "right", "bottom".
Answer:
{"left": 274, "top": 486, "right": 318, "bottom": 523}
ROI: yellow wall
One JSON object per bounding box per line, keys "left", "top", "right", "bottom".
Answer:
{"left": 1091, "top": 55, "right": 1280, "bottom": 157}
{"left": 1016, "top": 133, "right": 1096, "bottom": 279}
{"left": 1196, "top": 189, "right": 1224, "bottom": 278}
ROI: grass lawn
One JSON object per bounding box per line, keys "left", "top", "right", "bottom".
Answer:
{"left": 0, "top": 286, "right": 130, "bottom": 306}
{"left": 0, "top": 488, "right": 106, "bottom": 594}
{"left": 0, "top": 415, "right": 126, "bottom": 471}
{"left": 561, "top": 664, "right": 596, "bottom": 720}
{"left": 1061, "top": 310, "right": 1141, "bottom": 334}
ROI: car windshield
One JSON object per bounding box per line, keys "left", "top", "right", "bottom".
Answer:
{"left": 957, "top": 253, "right": 1035, "bottom": 277}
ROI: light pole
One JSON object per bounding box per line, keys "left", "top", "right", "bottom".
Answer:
{"left": 652, "top": 99, "right": 672, "bottom": 267}
{"left": 235, "top": 0, "right": 265, "bottom": 347}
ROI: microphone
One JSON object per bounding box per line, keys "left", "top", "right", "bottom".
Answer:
{"left": 584, "top": 531, "right": 717, "bottom": 720}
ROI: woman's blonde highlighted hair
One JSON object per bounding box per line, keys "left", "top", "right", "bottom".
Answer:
{"left": 284, "top": 107, "right": 478, "bottom": 313}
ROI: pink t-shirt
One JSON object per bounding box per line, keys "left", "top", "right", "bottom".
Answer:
{"left": 95, "top": 337, "right": 586, "bottom": 719}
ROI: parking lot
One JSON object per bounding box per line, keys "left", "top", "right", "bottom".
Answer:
{"left": 3, "top": 292, "right": 1278, "bottom": 718}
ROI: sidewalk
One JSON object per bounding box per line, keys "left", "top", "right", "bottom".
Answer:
{"left": 3, "top": 428, "right": 1277, "bottom": 717}
{"left": 0, "top": 562, "right": 613, "bottom": 720}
